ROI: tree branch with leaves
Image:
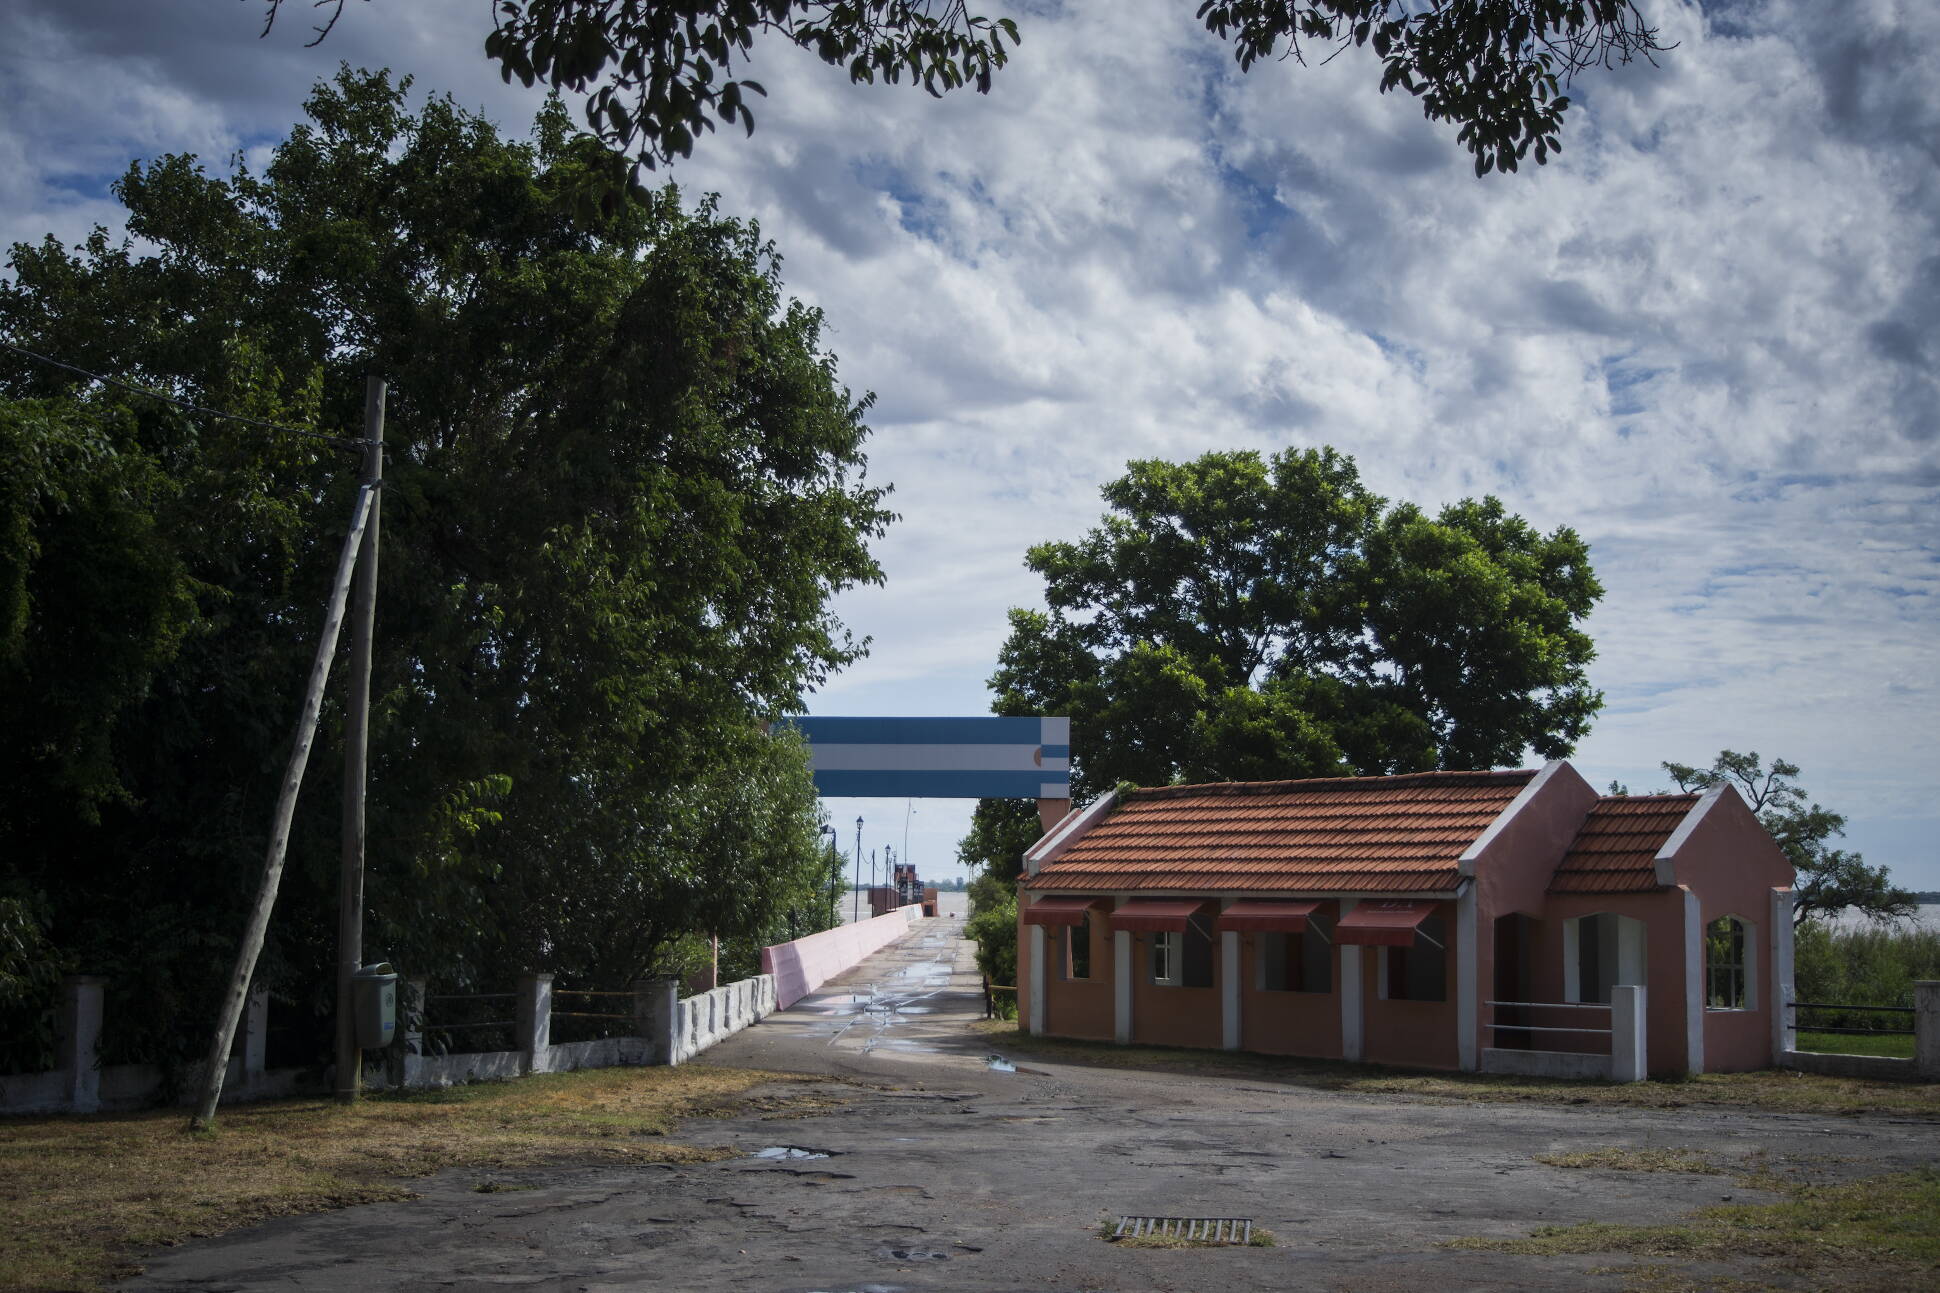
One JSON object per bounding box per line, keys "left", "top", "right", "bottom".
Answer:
{"left": 1660, "top": 751, "right": 1914, "bottom": 929}
{"left": 256, "top": 1, "right": 1670, "bottom": 177}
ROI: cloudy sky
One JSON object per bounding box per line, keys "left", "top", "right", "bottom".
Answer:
{"left": 4, "top": 1, "right": 1935, "bottom": 889}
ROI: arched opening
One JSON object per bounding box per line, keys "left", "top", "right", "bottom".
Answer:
{"left": 1705, "top": 915, "right": 1756, "bottom": 1010}
{"left": 1491, "top": 912, "right": 1538, "bottom": 1050}
{"left": 1563, "top": 912, "right": 1647, "bottom": 1004}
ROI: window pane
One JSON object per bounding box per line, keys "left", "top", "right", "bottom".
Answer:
{"left": 1299, "top": 918, "right": 1332, "bottom": 994}
{"left": 1704, "top": 916, "right": 1747, "bottom": 1009}
{"left": 1067, "top": 915, "right": 1091, "bottom": 980}
{"left": 1150, "top": 932, "right": 1177, "bottom": 985}
{"left": 1182, "top": 914, "right": 1215, "bottom": 988}
{"left": 1260, "top": 932, "right": 1289, "bottom": 991}
{"left": 1403, "top": 915, "right": 1447, "bottom": 1002}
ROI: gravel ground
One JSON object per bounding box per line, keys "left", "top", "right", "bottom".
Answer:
{"left": 127, "top": 918, "right": 1940, "bottom": 1291}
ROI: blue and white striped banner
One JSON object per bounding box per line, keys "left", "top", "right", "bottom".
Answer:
{"left": 777, "top": 716, "right": 1070, "bottom": 800}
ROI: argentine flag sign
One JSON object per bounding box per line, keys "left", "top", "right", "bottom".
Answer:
{"left": 777, "top": 717, "right": 1070, "bottom": 800}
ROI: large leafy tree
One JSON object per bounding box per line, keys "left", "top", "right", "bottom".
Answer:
{"left": 0, "top": 70, "right": 887, "bottom": 1063}
{"left": 990, "top": 448, "right": 1602, "bottom": 798}
{"left": 263, "top": 1, "right": 1670, "bottom": 177}
{"left": 1661, "top": 752, "right": 1915, "bottom": 929}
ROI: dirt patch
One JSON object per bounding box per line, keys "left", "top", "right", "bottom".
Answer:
{"left": 972, "top": 1022, "right": 1940, "bottom": 1118}
{"left": 0, "top": 1065, "right": 824, "bottom": 1291}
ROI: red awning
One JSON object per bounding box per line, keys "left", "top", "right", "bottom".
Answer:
{"left": 1021, "top": 896, "right": 1100, "bottom": 927}
{"left": 1215, "top": 899, "right": 1323, "bottom": 933}
{"left": 1336, "top": 900, "right": 1440, "bottom": 947}
{"left": 1106, "top": 898, "right": 1208, "bottom": 932}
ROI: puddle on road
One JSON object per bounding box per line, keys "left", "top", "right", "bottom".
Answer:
{"left": 748, "top": 1146, "right": 834, "bottom": 1160}
{"left": 986, "top": 1055, "right": 1016, "bottom": 1073}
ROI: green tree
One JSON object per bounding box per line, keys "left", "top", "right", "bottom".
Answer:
{"left": 263, "top": 1, "right": 1669, "bottom": 177}
{"left": 0, "top": 70, "right": 887, "bottom": 1063}
{"left": 1661, "top": 751, "right": 1915, "bottom": 928}
{"left": 990, "top": 449, "right": 1601, "bottom": 798}
{"left": 958, "top": 798, "right": 1043, "bottom": 898}
{"left": 956, "top": 798, "right": 1042, "bottom": 1016}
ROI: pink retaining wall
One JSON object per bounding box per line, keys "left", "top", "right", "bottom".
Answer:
{"left": 762, "top": 908, "right": 920, "bottom": 1009}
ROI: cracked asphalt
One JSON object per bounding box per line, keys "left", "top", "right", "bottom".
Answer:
{"left": 127, "top": 917, "right": 1940, "bottom": 1291}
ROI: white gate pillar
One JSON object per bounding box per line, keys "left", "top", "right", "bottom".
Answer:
{"left": 1221, "top": 930, "right": 1241, "bottom": 1051}
{"left": 1027, "top": 923, "right": 1048, "bottom": 1036}
{"left": 1611, "top": 985, "right": 1647, "bottom": 1082}
{"left": 1113, "top": 929, "right": 1133, "bottom": 1045}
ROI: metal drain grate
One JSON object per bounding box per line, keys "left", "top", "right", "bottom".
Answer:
{"left": 1112, "top": 1216, "right": 1252, "bottom": 1244}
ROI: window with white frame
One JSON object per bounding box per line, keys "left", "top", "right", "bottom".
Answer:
{"left": 1705, "top": 915, "right": 1756, "bottom": 1010}
{"left": 1150, "top": 931, "right": 1182, "bottom": 986}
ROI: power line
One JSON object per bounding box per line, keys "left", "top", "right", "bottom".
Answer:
{"left": 0, "top": 337, "right": 365, "bottom": 451}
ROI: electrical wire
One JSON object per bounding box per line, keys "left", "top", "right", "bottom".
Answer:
{"left": 0, "top": 337, "right": 366, "bottom": 451}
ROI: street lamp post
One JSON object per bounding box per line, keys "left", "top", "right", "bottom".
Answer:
{"left": 820, "top": 824, "right": 838, "bottom": 929}
{"left": 852, "top": 815, "right": 864, "bottom": 923}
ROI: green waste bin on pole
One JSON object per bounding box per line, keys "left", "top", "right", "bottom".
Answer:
{"left": 351, "top": 962, "right": 399, "bottom": 1049}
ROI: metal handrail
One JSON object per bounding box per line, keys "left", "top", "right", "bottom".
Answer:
{"left": 1790, "top": 1001, "right": 1912, "bottom": 1013}
{"left": 1489, "top": 1023, "right": 1613, "bottom": 1036}
{"left": 1485, "top": 999, "right": 1611, "bottom": 1010}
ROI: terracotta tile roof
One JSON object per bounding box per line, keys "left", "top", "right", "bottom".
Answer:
{"left": 1024, "top": 770, "right": 1535, "bottom": 895}
{"left": 1547, "top": 794, "right": 1699, "bottom": 894}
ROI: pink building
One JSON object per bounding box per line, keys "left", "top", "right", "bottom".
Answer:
{"left": 1017, "top": 762, "right": 1795, "bottom": 1078}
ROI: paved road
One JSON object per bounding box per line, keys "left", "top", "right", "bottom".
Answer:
{"left": 130, "top": 918, "right": 1940, "bottom": 1291}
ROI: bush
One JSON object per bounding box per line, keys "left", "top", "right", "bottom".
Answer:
{"left": 965, "top": 882, "right": 1018, "bottom": 1019}
{"left": 1793, "top": 920, "right": 1940, "bottom": 1033}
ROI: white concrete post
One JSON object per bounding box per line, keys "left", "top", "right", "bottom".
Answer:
{"left": 1027, "top": 923, "right": 1048, "bottom": 1036}
{"left": 1682, "top": 888, "right": 1706, "bottom": 1075}
{"left": 1113, "top": 929, "right": 1133, "bottom": 1045}
{"left": 1221, "top": 930, "right": 1241, "bottom": 1051}
{"left": 57, "top": 975, "right": 105, "bottom": 1114}
{"left": 1339, "top": 899, "right": 1363, "bottom": 1062}
{"left": 636, "top": 978, "right": 678, "bottom": 1066}
{"left": 1915, "top": 982, "right": 1940, "bottom": 1081}
{"left": 398, "top": 978, "right": 426, "bottom": 1089}
{"left": 1456, "top": 887, "right": 1478, "bottom": 1072}
{"left": 1610, "top": 985, "right": 1646, "bottom": 1082}
{"left": 518, "top": 973, "right": 553, "bottom": 1075}
{"left": 1771, "top": 890, "right": 1796, "bottom": 1061}
{"left": 241, "top": 984, "right": 270, "bottom": 1093}
{"left": 1561, "top": 917, "right": 1581, "bottom": 1003}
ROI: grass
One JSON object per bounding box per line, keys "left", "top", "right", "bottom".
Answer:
{"left": 0, "top": 1064, "right": 833, "bottom": 1292}
{"left": 1447, "top": 1167, "right": 1940, "bottom": 1289}
{"left": 1796, "top": 1030, "right": 1916, "bottom": 1059}
{"left": 974, "top": 1023, "right": 1940, "bottom": 1117}
{"left": 1534, "top": 1147, "right": 1727, "bottom": 1175}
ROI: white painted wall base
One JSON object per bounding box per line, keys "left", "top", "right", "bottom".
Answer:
{"left": 1480, "top": 1048, "right": 1613, "bottom": 1080}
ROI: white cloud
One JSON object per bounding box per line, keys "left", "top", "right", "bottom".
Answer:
{"left": 2, "top": 0, "right": 1934, "bottom": 883}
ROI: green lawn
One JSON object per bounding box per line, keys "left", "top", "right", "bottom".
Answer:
{"left": 1795, "top": 1030, "right": 1915, "bottom": 1059}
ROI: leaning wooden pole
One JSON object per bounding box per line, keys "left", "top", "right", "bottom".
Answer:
{"left": 333, "top": 377, "right": 385, "bottom": 1103}
{"left": 188, "top": 483, "right": 377, "bottom": 1131}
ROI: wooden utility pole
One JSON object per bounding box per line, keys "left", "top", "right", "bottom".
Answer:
{"left": 189, "top": 482, "right": 377, "bottom": 1131}
{"left": 333, "top": 377, "right": 384, "bottom": 1104}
